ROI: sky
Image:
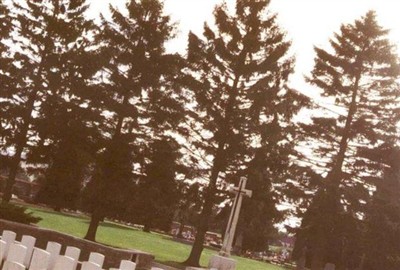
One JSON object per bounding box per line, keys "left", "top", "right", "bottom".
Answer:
{"left": 87, "top": 0, "right": 400, "bottom": 100}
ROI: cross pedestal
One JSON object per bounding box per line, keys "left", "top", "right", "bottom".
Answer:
{"left": 208, "top": 255, "right": 236, "bottom": 270}
{"left": 209, "top": 177, "right": 252, "bottom": 270}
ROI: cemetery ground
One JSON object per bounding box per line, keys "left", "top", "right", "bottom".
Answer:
{"left": 22, "top": 203, "right": 286, "bottom": 270}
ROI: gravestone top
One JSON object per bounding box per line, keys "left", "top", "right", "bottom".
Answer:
{"left": 208, "top": 254, "right": 236, "bottom": 270}
{"left": 324, "top": 263, "right": 336, "bottom": 270}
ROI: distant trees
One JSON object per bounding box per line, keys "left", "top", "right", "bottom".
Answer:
{"left": 293, "top": 11, "right": 400, "bottom": 270}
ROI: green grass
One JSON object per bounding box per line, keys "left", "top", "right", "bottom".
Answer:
{"left": 27, "top": 206, "right": 285, "bottom": 270}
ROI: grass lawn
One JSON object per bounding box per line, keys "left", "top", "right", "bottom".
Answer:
{"left": 26, "top": 205, "right": 285, "bottom": 270}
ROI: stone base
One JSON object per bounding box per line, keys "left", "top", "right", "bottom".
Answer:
{"left": 324, "top": 263, "right": 336, "bottom": 270}
{"left": 208, "top": 255, "right": 236, "bottom": 270}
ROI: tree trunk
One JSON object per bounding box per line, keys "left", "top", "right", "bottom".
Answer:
{"left": 311, "top": 253, "right": 324, "bottom": 270}
{"left": 2, "top": 163, "right": 17, "bottom": 203}
{"left": 84, "top": 207, "right": 103, "bottom": 241}
{"left": 305, "top": 69, "right": 362, "bottom": 269}
{"left": 184, "top": 192, "right": 214, "bottom": 266}
{"left": 184, "top": 74, "right": 241, "bottom": 266}
{"left": 85, "top": 110, "right": 126, "bottom": 240}
{"left": 2, "top": 144, "right": 24, "bottom": 203}
{"left": 329, "top": 73, "right": 361, "bottom": 184}
{"left": 143, "top": 224, "right": 151, "bottom": 233}
{"left": 2, "top": 85, "right": 39, "bottom": 203}
{"left": 184, "top": 144, "right": 224, "bottom": 266}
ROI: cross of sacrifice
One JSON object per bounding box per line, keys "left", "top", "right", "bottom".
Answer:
{"left": 219, "top": 177, "right": 252, "bottom": 257}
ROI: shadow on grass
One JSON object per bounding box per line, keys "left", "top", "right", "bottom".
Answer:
{"left": 27, "top": 206, "right": 89, "bottom": 221}
{"left": 94, "top": 221, "right": 143, "bottom": 233}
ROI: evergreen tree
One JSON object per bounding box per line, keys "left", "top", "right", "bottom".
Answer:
{"left": 136, "top": 138, "right": 182, "bottom": 232}
{"left": 294, "top": 11, "right": 400, "bottom": 269}
{"left": 0, "top": 2, "right": 15, "bottom": 145}
{"left": 237, "top": 152, "right": 284, "bottom": 253}
{"left": 183, "top": 0, "right": 308, "bottom": 265}
{"left": 27, "top": 0, "right": 102, "bottom": 211}
{"left": 84, "top": 0, "right": 186, "bottom": 241}
{"left": 362, "top": 144, "right": 400, "bottom": 270}
{"left": 82, "top": 136, "right": 137, "bottom": 234}
{"left": 174, "top": 182, "right": 202, "bottom": 238}
{"left": 1, "top": 0, "right": 101, "bottom": 203}
{"left": 0, "top": 0, "right": 52, "bottom": 202}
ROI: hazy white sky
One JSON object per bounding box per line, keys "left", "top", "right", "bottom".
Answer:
{"left": 87, "top": 0, "right": 400, "bottom": 96}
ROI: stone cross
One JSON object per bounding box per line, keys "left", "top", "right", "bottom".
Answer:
{"left": 219, "top": 177, "right": 252, "bottom": 257}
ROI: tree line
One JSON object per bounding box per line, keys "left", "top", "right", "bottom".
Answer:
{"left": 0, "top": 0, "right": 399, "bottom": 269}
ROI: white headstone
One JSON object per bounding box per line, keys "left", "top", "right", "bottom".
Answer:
{"left": 88, "top": 252, "right": 105, "bottom": 268}
{"left": 46, "top": 241, "right": 62, "bottom": 270}
{"left": 324, "top": 263, "right": 336, "bottom": 270}
{"left": 65, "top": 246, "right": 81, "bottom": 262}
{"left": 53, "top": 255, "right": 77, "bottom": 270}
{"left": 120, "top": 260, "right": 136, "bottom": 270}
{"left": 29, "top": 247, "right": 51, "bottom": 270}
{"left": 81, "top": 261, "right": 102, "bottom": 270}
{"left": 2, "top": 260, "right": 25, "bottom": 270}
{"left": 208, "top": 255, "right": 236, "bottom": 270}
{"left": 2, "top": 230, "right": 16, "bottom": 257}
{"left": 0, "top": 240, "right": 7, "bottom": 263}
{"left": 20, "top": 235, "right": 36, "bottom": 267}
{"left": 7, "top": 243, "right": 27, "bottom": 265}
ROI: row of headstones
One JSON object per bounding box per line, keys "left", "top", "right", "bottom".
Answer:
{"left": 0, "top": 230, "right": 138, "bottom": 270}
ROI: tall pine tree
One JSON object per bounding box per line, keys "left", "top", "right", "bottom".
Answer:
{"left": 183, "top": 0, "right": 308, "bottom": 265}
{"left": 83, "top": 0, "right": 186, "bottom": 241}
{"left": 294, "top": 11, "right": 400, "bottom": 269}
{"left": 0, "top": 1, "right": 16, "bottom": 173}
{"left": 136, "top": 138, "right": 182, "bottom": 232}
{"left": 1, "top": 0, "right": 54, "bottom": 202}
{"left": 28, "top": 0, "right": 102, "bottom": 211}
{"left": 361, "top": 144, "right": 400, "bottom": 270}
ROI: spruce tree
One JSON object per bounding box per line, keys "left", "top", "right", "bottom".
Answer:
{"left": 1, "top": 0, "right": 51, "bottom": 202}
{"left": 83, "top": 0, "right": 185, "bottom": 241}
{"left": 29, "top": 0, "right": 102, "bottom": 211}
{"left": 294, "top": 11, "right": 400, "bottom": 269}
{"left": 174, "top": 182, "right": 202, "bottom": 238}
{"left": 0, "top": 2, "right": 16, "bottom": 170}
{"left": 1, "top": 0, "right": 101, "bottom": 203}
{"left": 136, "top": 138, "right": 182, "bottom": 232}
{"left": 361, "top": 144, "right": 400, "bottom": 270}
{"left": 4, "top": 0, "right": 100, "bottom": 208}
{"left": 183, "top": 0, "right": 308, "bottom": 265}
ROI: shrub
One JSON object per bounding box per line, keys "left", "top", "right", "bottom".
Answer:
{"left": 0, "top": 203, "right": 42, "bottom": 224}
